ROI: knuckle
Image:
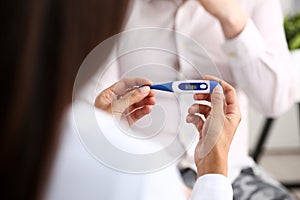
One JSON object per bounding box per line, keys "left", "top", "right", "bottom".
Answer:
{"left": 130, "top": 90, "right": 141, "bottom": 101}
{"left": 213, "top": 93, "right": 223, "bottom": 101}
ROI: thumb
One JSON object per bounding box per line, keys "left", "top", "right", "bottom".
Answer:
{"left": 113, "top": 86, "right": 150, "bottom": 113}
{"left": 196, "top": 85, "right": 225, "bottom": 159}
{"left": 94, "top": 85, "right": 115, "bottom": 111}
{"left": 210, "top": 85, "right": 225, "bottom": 118}
{"left": 127, "top": 86, "right": 151, "bottom": 106}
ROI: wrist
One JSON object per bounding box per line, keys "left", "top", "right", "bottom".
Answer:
{"left": 196, "top": 148, "right": 228, "bottom": 178}
{"left": 218, "top": 7, "right": 247, "bottom": 39}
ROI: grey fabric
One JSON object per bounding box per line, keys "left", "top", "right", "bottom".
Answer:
{"left": 233, "top": 166, "right": 296, "bottom": 200}
{"left": 179, "top": 167, "right": 197, "bottom": 189}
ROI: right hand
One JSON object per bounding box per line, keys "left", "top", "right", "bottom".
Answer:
{"left": 186, "top": 76, "right": 241, "bottom": 177}
{"left": 95, "top": 78, "right": 156, "bottom": 127}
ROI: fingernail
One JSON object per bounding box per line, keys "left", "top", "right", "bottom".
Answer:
{"left": 186, "top": 115, "right": 192, "bottom": 122}
{"left": 213, "top": 85, "right": 223, "bottom": 94}
{"left": 139, "top": 86, "right": 150, "bottom": 94}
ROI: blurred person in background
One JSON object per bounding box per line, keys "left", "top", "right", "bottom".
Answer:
{"left": 0, "top": 0, "right": 241, "bottom": 200}
{"left": 98, "top": 0, "right": 296, "bottom": 199}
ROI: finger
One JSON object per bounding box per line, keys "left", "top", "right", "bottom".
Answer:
{"left": 126, "top": 86, "right": 151, "bottom": 106}
{"left": 209, "top": 85, "right": 225, "bottom": 118}
{"left": 147, "top": 89, "right": 155, "bottom": 97}
{"left": 123, "top": 78, "right": 152, "bottom": 88}
{"left": 113, "top": 86, "right": 151, "bottom": 113}
{"left": 186, "top": 114, "right": 205, "bottom": 130}
{"left": 204, "top": 75, "right": 240, "bottom": 117}
{"left": 94, "top": 83, "right": 115, "bottom": 111}
{"left": 113, "top": 78, "right": 151, "bottom": 96}
{"left": 95, "top": 78, "right": 152, "bottom": 110}
{"left": 193, "top": 75, "right": 220, "bottom": 101}
{"left": 203, "top": 75, "right": 237, "bottom": 106}
{"left": 188, "top": 103, "right": 211, "bottom": 118}
{"left": 127, "top": 96, "right": 156, "bottom": 113}
{"left": 125, "top": 105, "right": 152, "bottom": 126}
{"left": 194, "top": 93, "right": 210, "bottom": 101}
{"left": 221, "top": 82, "right": 239, "bottom": 115}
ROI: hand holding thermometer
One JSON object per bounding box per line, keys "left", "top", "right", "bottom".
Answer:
{"left": 140, "top": 80, "right": 219, "bottom": 93}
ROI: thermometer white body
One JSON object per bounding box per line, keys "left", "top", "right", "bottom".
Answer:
{"left": 148, "top": 80, "right": 219, "bottom": 93}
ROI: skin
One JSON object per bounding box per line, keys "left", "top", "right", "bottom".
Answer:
{"left": 186, "top": 75, "right": 241, "bottom": 177}
{"left": 197, "top": 0, "right": 247, "bottom": 39}
{"left": 95, "top": 76, "right": 241, "bottom": 178}
{"left": 95, "top": 78, "right": 156, "bottom": 126}
{"left": 188, "top": 0, "right": 245, "bottom": 176}
{"left": 95, "top": 0, "right": 246, "bottom": 177}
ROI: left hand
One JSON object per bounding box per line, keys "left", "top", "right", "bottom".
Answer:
{"left": 95, "top": 78, "right": 156, "bottom": 127}
{"left": 197, "top": 0, "right": 247, "bottom": 39}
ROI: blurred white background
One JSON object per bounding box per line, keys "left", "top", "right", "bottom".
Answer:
{"left": 249, "top": 0, "right": 300, "bottom": 152}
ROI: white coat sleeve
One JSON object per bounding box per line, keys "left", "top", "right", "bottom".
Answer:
{"left": 190, "top": 174, "right": 233, "bottom": 200}
{"left": 222, "top": 0, "right": 297, "bottom": 117}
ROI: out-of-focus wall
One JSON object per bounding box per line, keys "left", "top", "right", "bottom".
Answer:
{"left": 249, "top": 106, "right": 299, "bottom": 151}
{"left": 280, "top": 0, "right": 300, "bottom": 15}
{"left": 249, "top": 0, "right": 300, "bottom": 152}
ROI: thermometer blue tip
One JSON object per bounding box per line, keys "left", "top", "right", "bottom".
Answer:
{"left": 149, "top": 82, "right": 173, "bottom": 92}
{"left": 209, "top": 80, "right": 219, "bottom": 93}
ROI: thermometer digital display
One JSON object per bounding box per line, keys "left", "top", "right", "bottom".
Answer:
{"left": 143, "top": 80, "right": 219, "bottom": 93}
{"left": 178, "top": 82, "right": 208, "bottom": 91}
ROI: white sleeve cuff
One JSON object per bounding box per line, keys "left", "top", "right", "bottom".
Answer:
{"left": 190, "top": 174, "right": 233, "bottom": 200}
{"left": 222, "top": 19, "right": 266, "bottom": 66}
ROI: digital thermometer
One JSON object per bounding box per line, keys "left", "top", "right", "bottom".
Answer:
{"left": 145, "top": 80, "right": 219, "bottom": 93}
